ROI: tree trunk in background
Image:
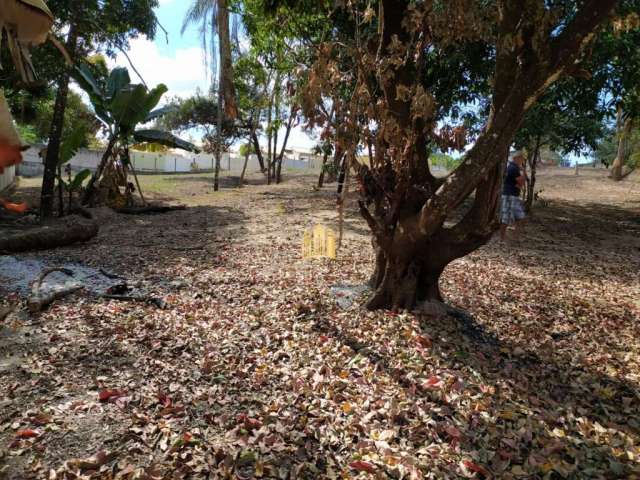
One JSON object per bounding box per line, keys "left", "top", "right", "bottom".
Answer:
{"left": 271, "top": 86, "right": 280, "bottom": 181}
{"left": 251, "top": 132, "right": 265, "bottom": 172}
{"left": 525, "top": 136, "right": 541, "bottom": 212}
{"left": 216, "top": 0, "right": 237, "bottom": 119}
{"left": 266, "top": 87, "right": 274, "bottom": 185}
{"left": 214, "top": 84, "right": 223, "bottom": 191}
{"left": 611, "top": 107, "right": 632, "bottom": 181}
{"left": 40, "top": 24, "right": 78, "bottom": 219}
{"left": 239, "top": 150, "right": 249, "bottom": 187}
{"left": 275, "top": 105, "right": 295, "bottom": 184}
{"left": 317, "top": 150, "right": 329, "bottom": 188}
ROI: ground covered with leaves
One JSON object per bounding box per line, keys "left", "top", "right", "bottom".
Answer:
{"left": 1, "top": 168, "right": 639, "bottom": 479}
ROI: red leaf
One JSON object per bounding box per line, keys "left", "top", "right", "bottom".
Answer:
{"left": 424, "top": 376, "right": 442, "bottom": 388}
{"left": 445, "top": 425, "right": 462, "bottom": 439}
{"left": 463, "top": 460, "right": 488, "bottom": 475}
{"left": 16, "top": 429, "right": 39, "bottom": 439}
{"left": 157, "top": 392, "right": 172, "bottom": 407}
{"left": 349, "top": 461, "right": 376, "bottom": 474}
{"left": 415, "top": 334, "right": 432, "bottom": 348}
{"left": 99, "top": 389, "right": 126, "bottom": 402}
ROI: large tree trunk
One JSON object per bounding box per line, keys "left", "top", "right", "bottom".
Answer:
{"left": 611, "top": 106, "right": 632, "bottom": 181}
{"left": 40, "top": 24, "right": 78, "bottom": 219}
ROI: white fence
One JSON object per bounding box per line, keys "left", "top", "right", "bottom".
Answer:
{"left": 17, "top": 147, "right": 322, "bottom": 176}
{"left": 0, "top": 165, "right": 15, "bottom": 192}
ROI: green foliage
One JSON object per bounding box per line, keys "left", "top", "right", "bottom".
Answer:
{"left": 73, "top": 64, "right": 198, "bottom": 152}
{"left": 16, "top": 124, "right": 39, "bottom": 144}
{"left": 430, "top": 152, "right": 461, "bottom": 170}
{"left": 157, "top": 94, "right": 243, "bottom": 152}
{"left": 58, "top": 126, "right": 87, "bottom": 166}
{"left": 238, "top": 142, "right": 255, "bottom": 157}
{"left": 7, "top": 88, "right": 98, "bottom": 145}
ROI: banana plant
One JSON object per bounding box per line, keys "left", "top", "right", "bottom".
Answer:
{"left": 54, "top": 125, "right": 91, "bottom": 215}
{"left": 72, "top": 63, "right": 200, "bottom": 206}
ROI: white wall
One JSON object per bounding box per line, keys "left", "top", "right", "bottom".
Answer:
{"left": 0, "top": 165, "right": 15, "bottom": 192}
{"left": 17, "top": 147, "right": 323, "bottom": 176}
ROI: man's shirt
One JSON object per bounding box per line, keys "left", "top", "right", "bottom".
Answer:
{"left": 503, "top": 161, "right": 521, "bottom": 196}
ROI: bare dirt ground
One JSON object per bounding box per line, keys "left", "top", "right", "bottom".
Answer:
{"left": 1, "top": 166, "right": 639, "bottom": 479}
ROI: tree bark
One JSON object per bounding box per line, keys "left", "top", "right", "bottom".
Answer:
{"left": 251, "top": 132, "right": 265, "bottom": 172}
{"left": 611, "top": 106, "right": 632, "bottom": 181}
{"left": 239, "top": 150, "right": 249, "bottom": 186}
{"left": 276, "top": 105, "right": 295, "bottom": 184}
{"left": 216, "top": 0, "right": 237, "bottom": 119}
{"left": 214, "top": 77, "right": 223, "bottom": 191}
{"left": 355, "top": 0, "right": 617, "bottom": 311}
{"left": 40, "top": 24, "right": 79, "bottom": 219}
{"left": 525, "top": 135, "right": 541, "bottom": 212}
{"left": 0, "top": 216, "right": 98, "bottom": 253}
{"left": 317, "top": 150, "right": 329, "bottom": 188}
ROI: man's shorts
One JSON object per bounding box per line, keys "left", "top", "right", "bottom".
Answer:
{"left": 501, "top": 194, "right": 526, "bottom": 225}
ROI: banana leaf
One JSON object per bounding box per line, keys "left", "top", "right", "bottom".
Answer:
{"left": 145, "top": 105, "right": 176, "bottom": 122}
{"left": 133, "top": 129, "right": 200, "bottom": 153}
{"left": 69, "top": 169, "right": 91, "bottom": 190}
{"left": 111, "top": 84, "right": 168, "bottom": 133}
{"left": 58, "top": 126, "right": 86, "bottom": 165}
{"left": 72, "top": 64, "right": 111, "bottom": 126}
{"left": 106, "top": 67, "right": 131, "bottom": 102}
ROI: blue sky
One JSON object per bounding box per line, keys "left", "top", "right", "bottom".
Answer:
{"left": 111, "top": 0, "right": 317, "bottom": 151}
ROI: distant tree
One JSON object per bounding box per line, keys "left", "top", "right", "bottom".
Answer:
{"left": 157, "top": 94, "right": 246, "bottom": 155}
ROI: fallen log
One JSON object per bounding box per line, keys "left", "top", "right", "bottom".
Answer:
{"left": 0, "top": 216, "right": 99, "bottom": 253}
{"left": 27, "top": 268, "right": 82, "bottom": 312}
{"left": 115, "top": 204, "right": 186, "bottom": 215}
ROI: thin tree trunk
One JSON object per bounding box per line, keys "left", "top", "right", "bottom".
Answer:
{"left": 317, "top": 151, "right": 329, "bottom": 188}
{"left": 214, "top": 82, "right": 223, "bottom": 191}
{"left": 525, "top": 135, "right": 541, "bottom": 212}
{"left": 276, "top": 105, "right": 295, "bottom": 184}
{"left": 251, "top": 132, "right": 265, "bottom": 172}
{"left": 611, "top": 106, "right": 632, "bottom": 181}
{"left": 272, "top": 88, "right": 280, "bottom": 181}
{"left": 57, "top": 166, "right": 64, "bottom": 217}
{"left": 266, "top": 86, "right": 274, "bottom": 185}
{"left": 41, "top": 24, "right": 78, "bottom": 219}
{"left": 216, "top": 0, "right": 237, "bottom": 119}
{"left": 239, "top": 150, "right": 249, "bottom": 187}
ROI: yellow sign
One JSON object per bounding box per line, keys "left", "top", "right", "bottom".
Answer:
{"left": 302, "top": 224, "right": 336, "bottom": 259}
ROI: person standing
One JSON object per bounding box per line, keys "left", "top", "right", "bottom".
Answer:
{"left": 500, "top": 151, "right": 527, "bottom": 241}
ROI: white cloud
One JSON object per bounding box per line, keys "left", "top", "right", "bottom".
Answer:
{"left": 109, "top": 37, "right": 210, "bottom": 100}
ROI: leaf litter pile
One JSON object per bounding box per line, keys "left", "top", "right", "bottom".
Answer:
{"left": 1, "top": 170, "right": 639, "bottom": 479}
